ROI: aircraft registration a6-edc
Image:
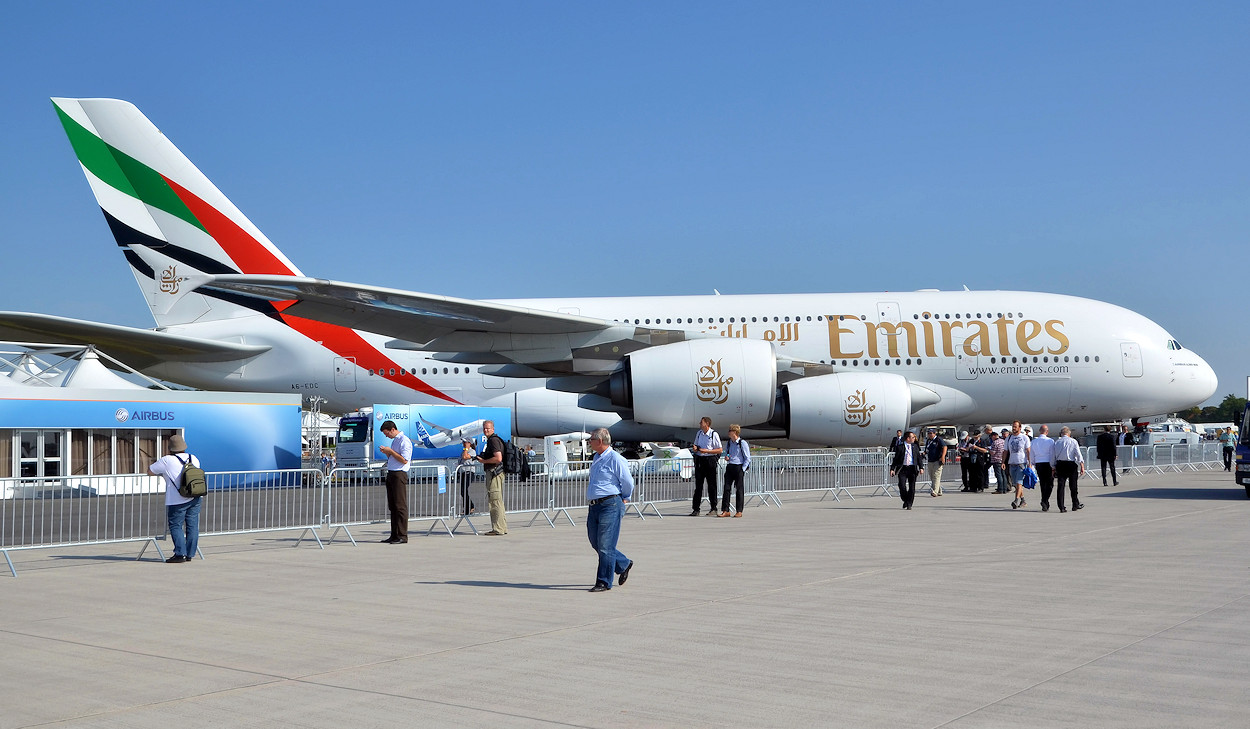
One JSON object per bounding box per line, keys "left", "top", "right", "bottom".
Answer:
{"left": 0, "top": 98, "right": 1217, "bottom": 446}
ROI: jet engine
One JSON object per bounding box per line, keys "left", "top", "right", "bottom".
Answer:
{"left": 774, "top": 372, "right": 911, "bottom": 447}
{"left": 608, "top": 339, "right": 776, "bottom": 427}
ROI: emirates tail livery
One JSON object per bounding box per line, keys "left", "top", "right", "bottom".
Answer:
{"left": 0, "top": 98, "right": 1217, "bottom": 445}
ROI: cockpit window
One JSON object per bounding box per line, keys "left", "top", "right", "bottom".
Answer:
{"left": 1167, "top": 339, "right": 1184, "bottom": 351}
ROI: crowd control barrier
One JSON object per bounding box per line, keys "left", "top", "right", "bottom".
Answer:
{"left": 0, "top": 469, "right": 326, "bottom": 576}
{"left": 0, "top": 473, "right": 167, "bottom": 576}
{"left": 197, "top": 469, "right": 326, "bottom": 551}
{"left": 1080, "top": 444, "right": 1222, "bottom": 481}
{"left": 323, "top": 465, "right": 453, "bottom": 545}
{"left": 0, "top": 443, "right": 1224, "bottom": 576}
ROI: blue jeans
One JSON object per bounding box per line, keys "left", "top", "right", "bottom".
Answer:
{"left": 587, "top": 496, "right": 630, "bottom": 588}
{"left": 167, "top": 497, "right": 202, "bottom": 558}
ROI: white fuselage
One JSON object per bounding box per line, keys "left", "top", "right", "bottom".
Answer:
{"left": 145, "top": 289, "right": 1218, "bottom": 441}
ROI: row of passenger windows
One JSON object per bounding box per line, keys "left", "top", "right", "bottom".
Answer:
{"left": 368, "top": 367, "right": 466, "bottom": 377}
{"left": 616, "top": 312, "right": 1037, "bottom": 326}
{"left": 619, "top": 315, "right": 819, "bottom": 325}
{"left": 912, "top": 312, "right": 1027, "bottom": 320}
{"left": 813, "top": 355, "right": 1100, "bottom": 367}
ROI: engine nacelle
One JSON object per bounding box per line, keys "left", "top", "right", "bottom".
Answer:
{"left": 777, "top": 372, "right": 911, "bottom": 447}
{"left": 609, "top": 339, "right": 776, "bottom": 427}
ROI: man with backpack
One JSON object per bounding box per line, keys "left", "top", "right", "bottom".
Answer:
{"left": 475, "top": 420, "right": 508, "bottom": 535}
{"left": 148, "top": 434, "right": 202, "bottom": 563}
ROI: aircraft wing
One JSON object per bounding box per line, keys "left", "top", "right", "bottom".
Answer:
{"left": 0, "top": 312, "right": 270, "bottom": 369}
{"left": 199, "top": 275, "right": 695, "bottom": 375}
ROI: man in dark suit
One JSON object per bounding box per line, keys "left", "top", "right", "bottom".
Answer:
{"left": 889, "top": 429, "right": 903, "bottom": 450}
{"left": 890, "top": 431, "right": 923, "bottom": 510}
{"left": 1096, "top": 425, "right": 1119, "bottom": 486}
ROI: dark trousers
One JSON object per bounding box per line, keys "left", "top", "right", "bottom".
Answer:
{"left": 1099, "top": 458, "right": 1117, "bottom": 485}
{"left": 967, "top": 459, "right": 982, "bottom": 490}
{"left": 897, "top": 466, "right": 918, "bottom": 507}
{"left": 1036, "top": 462, "right": 1054, "bottom": 507}
{"left": 693, "top": 457, "right": 719, "bottom": 512}
{"left": 960, "top": 458, "right": 971, "bottom": 488}
{"left": 723, "top": 463, "right": 745, "bottom": 513}
{"left": 1224, "top": 446, "right": 1234, "bottom": 471}
{"left": 385, "top": 468, "right": 409, "bottom": 540}
{"left": 1056, "top": 461, "right": 1080, "bottom": 510}
{"left": 458, "top": 471, "right": 475, "bottom": 514}
{"left": 979, "top": 462, "right": 991, "bottom": 491}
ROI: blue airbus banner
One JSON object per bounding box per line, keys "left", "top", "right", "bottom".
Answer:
{"left": 0, "top": 390, "right": 302, "bottom": 472}
{"left": 370, "top": 404, "right": 511, "bottom": 460}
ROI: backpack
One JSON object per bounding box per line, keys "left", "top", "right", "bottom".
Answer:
{"left": 175, "top": 454, "right": 207, "bottom": 498}
{"left": 502, "top": 439, "right": 523, "bottom": 475}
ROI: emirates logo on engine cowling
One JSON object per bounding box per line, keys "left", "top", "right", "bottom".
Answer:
{"left": 695, "top": 358, "right": 734, "bottom": 405}
{"left": 844, "top": 388, "right": 875, "bottom": 427}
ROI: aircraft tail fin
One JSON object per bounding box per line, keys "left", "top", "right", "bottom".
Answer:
{"left": 51, "top": 98, "right": 303, "bottom": 328}
{"left": 412, "top": 421, "right": 437, "bottom": 449}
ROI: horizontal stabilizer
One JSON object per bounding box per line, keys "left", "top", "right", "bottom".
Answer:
{"left": 0, "top": 312, "right": 270, "bottom": 370}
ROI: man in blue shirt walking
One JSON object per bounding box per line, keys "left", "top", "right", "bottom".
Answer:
{"left": 586, "top": 427, "right": 634, "bottom": 592}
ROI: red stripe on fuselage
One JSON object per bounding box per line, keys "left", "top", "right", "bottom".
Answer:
{"left": 158, "top": 180, "right": 460, "bottom": 404}
{"left": 280, "top": 312, "right": 462, "bottom": 405}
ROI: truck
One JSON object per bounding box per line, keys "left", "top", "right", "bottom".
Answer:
{"left": 335, "top": 408, "right": 380, "bottom": 469}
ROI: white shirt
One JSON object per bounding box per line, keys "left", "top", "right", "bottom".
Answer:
{"left": 386, "top": 432, "right": 413, "bottom": 471}
{"left": 694, "top": 428, "right": 721, "bottom": 453}
{"left": 1055, "top": 436, "right": 1084, "bottom": 463}
{"left": 1030, "top": 435, "right": 1056, "bottom": 466}
{"left": 150, "top": 453, "right": 200, "bottom": 506}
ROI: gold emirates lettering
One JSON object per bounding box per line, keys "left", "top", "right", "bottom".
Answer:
{"left": 825, "top": 315, "right": 1069, "bottom": 359}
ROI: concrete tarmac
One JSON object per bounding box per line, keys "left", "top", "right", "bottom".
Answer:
{"left": 2, "top": 468, "right": 1247, "bottom": 728}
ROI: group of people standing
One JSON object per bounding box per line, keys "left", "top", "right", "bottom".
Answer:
{"left": 690, "top": 417, "right": 753, "bottom": 517}
{"left": 938, "top": 422, "right": 1087, "bottom": 512}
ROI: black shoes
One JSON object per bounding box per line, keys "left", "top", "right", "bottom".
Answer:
{"left": 165, "top": 555, "right": 186, "bottom": 563}
{"left": 1042, "top": 503, "right": 1049, "bottom": 512}
{"left": 618, "top": 561, "right": 633, "bottom": 586}
{"left": 689, "top": 510, "right": 700, "bottom": 517}
{"left": 1059, "top": 507, "right": 1067, "bottom": 513}
{"left": 381, "top": 537, "right": 397, "bottom": 543}
{"left": 589, "top": 583, "right": 610, "bottom": 592}
{"left": 1073, "top": 503, "right": 1084, "bottom": 510}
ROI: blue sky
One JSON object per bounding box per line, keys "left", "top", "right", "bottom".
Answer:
{"left": 1, "top": 2, "right": 1246, "bottom": 406}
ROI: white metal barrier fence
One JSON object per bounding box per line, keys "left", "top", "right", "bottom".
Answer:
{"left": 1081, "top": 444, "right": 1223, "bottom": 480}
{"left": 0, "top": 444, "right": 1224, "bottom": 576}
{"left": 200, "top": 469, "right": 326, "bottom": 549}
{"left": 0, "top": 473, "right": 166, "bottom": 576}
{"left": 323, "top": 465, "right": 453, "bottom": 545}
{"left": 0, "top": 469, "right": 326, "bottom": 576}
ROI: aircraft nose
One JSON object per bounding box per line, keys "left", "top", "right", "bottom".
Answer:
{"left": 1189, "top": 354, "right": 1219, "bottom": 404}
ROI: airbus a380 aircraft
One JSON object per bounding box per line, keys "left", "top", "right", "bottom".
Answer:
{"left": 0, "top": 98, "right": 1217, "bottom": 446}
